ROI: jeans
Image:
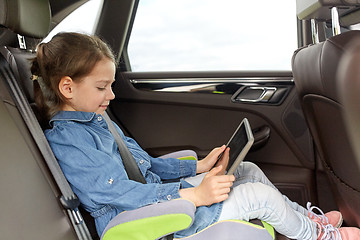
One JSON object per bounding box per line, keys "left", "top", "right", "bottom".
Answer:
{"left": 185, "top": 162, "right": 318, "bottom": 240}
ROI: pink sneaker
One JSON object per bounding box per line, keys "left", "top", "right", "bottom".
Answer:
{"left": 338, "top": 227, "right": 360, "bottom": 239}
{"left": 316, "top": 222, "right": 360, "bottom": 240}
{"left": 307, "top": 202, "right": 343, "bottom": 228}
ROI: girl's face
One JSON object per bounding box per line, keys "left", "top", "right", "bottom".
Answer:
{"left": 61, "top": 58, "right": 116, "bottom": 115}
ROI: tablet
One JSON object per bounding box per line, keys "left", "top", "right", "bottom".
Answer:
{"left": 219, "top": 118, "right": 254, "bottom": 175}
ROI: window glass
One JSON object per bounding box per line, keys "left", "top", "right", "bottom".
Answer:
{"left": 127, "top": 0, "right": 297, "bottom": 71}
{"left": 43, "top": 0, "right": 103, "bottom": 43}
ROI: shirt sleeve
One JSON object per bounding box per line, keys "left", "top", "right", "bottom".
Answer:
{"left": 45, "top": 124, "right": 181, "bottom": 211}
{"left": 118, "top": 125, "right": 197, "bottom": 180}
{"left": 149, "top": 156, "right": 197, "bottom": 180}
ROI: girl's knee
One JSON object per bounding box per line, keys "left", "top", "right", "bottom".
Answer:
{"left": 243, "top": 161, "right": 260, "bottom": 171}
{"left": 242, "top": 161, "right": 264, "bottom": 177}
{"left": 233, "top": 162, "right": 272, "bottom": 187}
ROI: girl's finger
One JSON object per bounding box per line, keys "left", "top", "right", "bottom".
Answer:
{"left": 206, "top": 165, "right": 223, "bottom": 177}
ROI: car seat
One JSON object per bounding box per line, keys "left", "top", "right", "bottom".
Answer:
{"left": 338, "top": 37, "right": 360, "bottom": 168}
{"left": 0, "top": 0, "right": 276, "bottom": 239}
{"left": 292, "top": 28, "right": 360, "bottom": 226}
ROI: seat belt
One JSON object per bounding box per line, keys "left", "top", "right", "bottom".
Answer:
{"left": 0, "top": 51, "right": 92, "bottom": 240}
{"left": 103, "top": 113, "right": 147, "bottom": 184}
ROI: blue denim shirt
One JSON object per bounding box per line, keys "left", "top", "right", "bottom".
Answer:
{"left": 45, "top": 111, "right": 222, "bottom": 238}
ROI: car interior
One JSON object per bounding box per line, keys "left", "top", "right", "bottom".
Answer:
{"left": 1, "top": 0, "right": 360, "bottom": 239}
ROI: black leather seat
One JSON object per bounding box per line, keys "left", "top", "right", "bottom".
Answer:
{"left": 337, "top": 37, "right": 360, "bottom": 225}
{"left": 292, "top": 30, "right": 360, "bottom": 227}
{"left": 338, "top": 36, "right": 360, "bottom": 166}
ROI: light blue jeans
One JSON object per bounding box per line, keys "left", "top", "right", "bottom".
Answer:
{"left": 185, "top": 162, "right": 317, "bottom": 240}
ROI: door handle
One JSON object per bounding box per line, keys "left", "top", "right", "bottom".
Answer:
{"left": 237, "top": 87, "right": 277, "bottom": 103}
{"left": 251, "top": 125, "right": 271, "bottom": 151}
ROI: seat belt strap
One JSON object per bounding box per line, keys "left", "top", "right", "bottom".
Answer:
{"left": 103, "top": 113, "right": 146, "bottom": 184}
{"left": 0, "top": 50, "right": 92, "bottom": 240}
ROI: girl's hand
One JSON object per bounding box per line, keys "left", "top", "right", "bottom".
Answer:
{"left": 215, "top": 147, "right": 230, "bottom": 176}
{"left": 179, "top": 165, "right": 235, "bottom": 206}
{"left": 196, "top": 145, "right": 227, "bottom": 173}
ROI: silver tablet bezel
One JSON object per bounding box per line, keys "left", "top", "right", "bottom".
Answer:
{"left": 226, "top": 118, "right": 254, "bottom": 175}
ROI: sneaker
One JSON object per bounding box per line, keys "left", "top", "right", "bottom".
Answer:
{"left": 307, "top": 202, "right": 343, "bottom": 228}
{"left": 316, "top": 222, "right": 360, "bottom": 240}
{"left": 338, "top": 227, "right": 360, "bottom": 239}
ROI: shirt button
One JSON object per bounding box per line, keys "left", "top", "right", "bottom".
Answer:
{"left": 167, "top": 195, "right": 172, "bottom": 201}
{"left": 97, "top": 116, "right": 103, "bottom": 121}
{"left": 108, "top": 178, "right": 114, "bottom": 184}
{"left": 139, "top": 159, "right": 145, "bottom": 164}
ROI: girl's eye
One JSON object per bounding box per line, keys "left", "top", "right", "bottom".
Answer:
{"left": 97, "top": 87, "right": 106, "bottom": 91}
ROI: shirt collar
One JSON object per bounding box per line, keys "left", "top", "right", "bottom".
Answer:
{"left": 49, "top": 111, "right": 98, "bottom": 126}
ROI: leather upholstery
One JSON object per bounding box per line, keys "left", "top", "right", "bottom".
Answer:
{"left": 0, "top": 0, "right": 50, "bottom": 38}
{"left": 292, "top": 30, "right": 360, "bottom": 227}
{"left": 338, "top": 37, "right": 360, "bottom": 169}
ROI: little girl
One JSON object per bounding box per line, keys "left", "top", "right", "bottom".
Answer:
{"left": 32, "top": 32, "right": 359, "bottom": 240}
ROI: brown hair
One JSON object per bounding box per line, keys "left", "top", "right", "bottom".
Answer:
{"left": 31, "top": 32, "right": 116, "bottom": 125}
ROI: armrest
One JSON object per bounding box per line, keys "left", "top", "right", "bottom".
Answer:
{"left": 101, "top": 199, "right": 196, "bottom": 240}
{"left": 160, "top": 150, "right": 198, "bottom": 161}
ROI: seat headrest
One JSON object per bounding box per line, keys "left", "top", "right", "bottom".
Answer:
{"left": 292, "top": 30, "right": 360, "bottom": 102}
{"left": 0, "top": 0, "right": 51, "bottom": 38}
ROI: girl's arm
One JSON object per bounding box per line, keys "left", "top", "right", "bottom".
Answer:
{"left": 120, "top": 127, "right": 197, "bottom": 180}
{"left": 149, "top": 156, "right": 197, "bottom": 180}
{"left": 149, "top": 145, "right": 230, "bottom": 180}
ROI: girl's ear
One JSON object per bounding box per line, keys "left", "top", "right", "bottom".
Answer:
{"left": 59, "top": 76, "right": 74, "bottom": 99}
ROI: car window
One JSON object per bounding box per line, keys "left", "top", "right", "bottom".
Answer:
{"left": 127, "top": 0, "right": 298, "bottom": 72}
{"left": 43, "top": 0, "right": 103, "bottom": 43}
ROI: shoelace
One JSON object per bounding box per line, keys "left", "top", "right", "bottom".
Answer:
{"left": 307, "top": 202, "right": 330, "bottom": 225}
{"left": 317, "top": 222, "right": 342, "bottom": 240}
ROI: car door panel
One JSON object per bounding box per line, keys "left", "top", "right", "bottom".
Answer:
{"left": 110, "top": 71, "right": 316, "bottom": 206}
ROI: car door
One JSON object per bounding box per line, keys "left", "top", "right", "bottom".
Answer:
{"left": 103, "top": 0, "right": 337, "bottom": 211}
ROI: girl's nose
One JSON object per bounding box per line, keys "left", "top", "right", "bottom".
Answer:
{"left": 107, "top": 87, "right": 115, "bottom": 100}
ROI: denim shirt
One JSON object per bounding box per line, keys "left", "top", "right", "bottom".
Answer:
{"left": 45, "top": 111, "right": 222, "bottom": 238}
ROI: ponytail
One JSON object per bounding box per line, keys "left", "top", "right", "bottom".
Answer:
{"left": 31, "top": 43, "right": 61, "bottom": 126}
